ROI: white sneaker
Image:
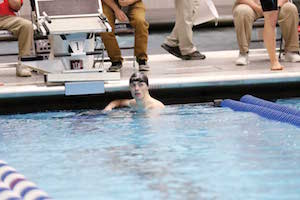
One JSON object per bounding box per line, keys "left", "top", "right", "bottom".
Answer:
{"left": 16, "top": 64, "right": 32, "bottom": 77}
{"left": 235, "top": 53, "right": 249, "bottom": 66}
{"left": 284, "top": 52, "right": 300, "bottom": 63}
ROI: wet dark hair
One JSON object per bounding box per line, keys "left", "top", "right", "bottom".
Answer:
{"left": 129, "top": 72, "right": 149, "bottom": 86}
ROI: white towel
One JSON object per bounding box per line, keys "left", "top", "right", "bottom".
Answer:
{"left": 192, "top": 0, "right": 219, "bottom": 25}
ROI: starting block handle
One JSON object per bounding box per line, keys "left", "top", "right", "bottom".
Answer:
{"left": 98, "top": 13, "right": 112, "bottom": 32}
{"left": 41, "top": 21, "right": 50, "bottom": 35}
{"left": 54, "top": 50, "right": 103, "bottom": 57}
{"left": 20, "top": 55, "right": 45, "bottom": 61}
{"left": 42, "top": 11, "right": 52, "bottom": 23}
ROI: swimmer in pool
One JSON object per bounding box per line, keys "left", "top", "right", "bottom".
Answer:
{"left": 260, "top": 0, "right": 284, "bottom": 70}
{"left": 103, "top": 72, "right": 165, "bottom": 111}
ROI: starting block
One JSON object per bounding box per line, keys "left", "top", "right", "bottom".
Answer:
{"left": 22, "top": 0, "right": 120, "bottom": 88}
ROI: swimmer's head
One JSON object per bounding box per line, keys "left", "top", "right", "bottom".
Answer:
{"left": 129, "top": 72, "right": 149, "bottom": 86}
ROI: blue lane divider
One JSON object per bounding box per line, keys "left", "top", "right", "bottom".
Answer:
{"left": 221, "top": 99, "right": 300, "bottom": 127}
{"left": 0, "top": 160, "right": 51, "bottom": 200}
{"left": 240, "top": 95, "right": 300, "bottom": 117}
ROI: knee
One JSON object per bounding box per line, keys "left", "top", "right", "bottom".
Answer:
{"left": 99, "top": 31, "right": 115, "bottom": 40}
{"left": 131, "top": 17, "right": 149, "bottom": 29}
{"left": 21, "top": 19, "right": 33, "bottom": 33}
{"left": 280, "top": 2, "right": 298, "bottom": 14}
{"left": 233, "top": 5, "right": 254, "bottom": 23}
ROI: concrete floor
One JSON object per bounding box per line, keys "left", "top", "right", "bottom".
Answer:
{"left": 0, "top": 48, "right": 299, "bottom": 93}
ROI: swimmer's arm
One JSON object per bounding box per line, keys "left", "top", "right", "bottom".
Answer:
{"left": 103, "top": 99, "right": 132, "bottom": 111}
{"left": 8, "top": 0, "right": 22, "bottom": 11}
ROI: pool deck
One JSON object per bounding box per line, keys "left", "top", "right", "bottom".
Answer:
{"left": 0, "top": 49, "right": 300, "bottom": 113}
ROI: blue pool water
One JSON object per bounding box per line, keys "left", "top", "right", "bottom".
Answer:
{"left": 1, "top": 99, "right": 300, "bottom": 200}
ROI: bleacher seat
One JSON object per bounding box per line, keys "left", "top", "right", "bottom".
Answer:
{"left": 0, "top": 30, "right": 16, "bottom": 41}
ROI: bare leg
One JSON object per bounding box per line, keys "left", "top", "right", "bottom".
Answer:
{"left": 263, "top": 11, "right": 284, "bottom": 70}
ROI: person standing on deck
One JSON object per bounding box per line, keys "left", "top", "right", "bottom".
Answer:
{"left": 161, "top": 0, "right": 206, "bottom": 60}
{"left": 0, "top": 0, "right": 34, "bottom": 77}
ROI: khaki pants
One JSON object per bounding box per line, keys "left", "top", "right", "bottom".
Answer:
{"left": 100, "top": 1, "right": 149, "bottom": 62}
{"left": 0, "top": 15, "right": 33, "bottom": 57}
{"left": 233, "top": 2, "right": 299, "bottom": 54}
{"left": 164, "top": 0, "right": 198, "bottom": 55}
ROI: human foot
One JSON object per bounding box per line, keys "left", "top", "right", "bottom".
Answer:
{"left": 270, "top": 62, "right": 284, "bottom": 71}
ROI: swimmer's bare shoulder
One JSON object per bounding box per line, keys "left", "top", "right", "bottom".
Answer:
{"left": 149, "top": 99, "right": 165, "bottom": 109}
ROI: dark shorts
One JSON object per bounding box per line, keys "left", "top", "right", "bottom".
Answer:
{"left": 260, "top": 0, "right": 278, "bottom": 12}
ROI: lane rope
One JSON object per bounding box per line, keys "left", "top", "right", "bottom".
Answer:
{"left": 0, "top": 160, "right": 51, "bottom": 200}
{"left": 221, "top": 98, "right": 300, "bottom": 127}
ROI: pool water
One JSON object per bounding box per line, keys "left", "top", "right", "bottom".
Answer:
{"left": 1, "top": 99, "right": 300, "bottom": 200}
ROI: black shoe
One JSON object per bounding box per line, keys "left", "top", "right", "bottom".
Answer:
{"left": 161, "top": 43, "right": 182, "bottom": 58}
{"left": 181, "top": 51, "right": 206, "bottom": 60}
{"left": 108, "top": 61, "right": 122, "bottom": 72}
{"left": 137, "top": 59, "right": 150, "bottom": 71}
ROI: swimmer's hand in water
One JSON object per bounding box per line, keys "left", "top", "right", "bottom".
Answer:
{"left": 103, "top": 106, "right": 112, "bottom": 112}
{"left": 78, "top": 110, "right": 108, "bottom": 116}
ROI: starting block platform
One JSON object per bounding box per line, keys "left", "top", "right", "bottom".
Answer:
{"left": 22, "top": 59, "right": 120, "bottom": 84}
